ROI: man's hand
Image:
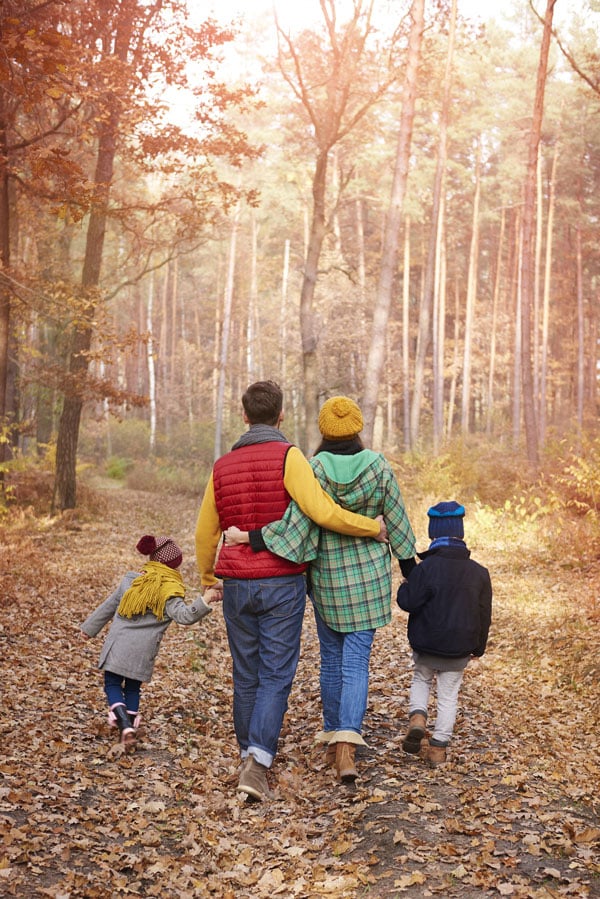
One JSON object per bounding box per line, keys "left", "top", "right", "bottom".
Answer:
{"left": 203, "top": 583, "right": 224, "bottom": 603}
{"left": 223, "top": 526, "right": 249, "bottom": 546}
{"left": 375, "top": 515, "right": 388, "bottom": 543}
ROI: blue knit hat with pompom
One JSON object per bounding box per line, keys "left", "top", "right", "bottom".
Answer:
{"left": 427, "top": 501, "right": 465, "bottom": 539}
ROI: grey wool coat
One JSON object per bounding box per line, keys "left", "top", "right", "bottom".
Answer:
{"left": 80, "top": 571, "right": 212, "bottom": 682}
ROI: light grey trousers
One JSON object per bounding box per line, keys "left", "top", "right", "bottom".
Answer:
{"left": 409, "top": 659, "right": 466, "bottom": 745}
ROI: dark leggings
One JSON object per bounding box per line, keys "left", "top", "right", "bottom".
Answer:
{"left": 104, "top": 670, "right": 142, "bottom": 712}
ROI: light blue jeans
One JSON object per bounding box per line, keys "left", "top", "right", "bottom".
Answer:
{"left": 409, "top": 658, "right": 466, "bottom": 745}
{"left": 313, "top": 605, "right": 375, "bottom": 736}
{"left": 222, "top": 575, "right": 306, "bottom": 768}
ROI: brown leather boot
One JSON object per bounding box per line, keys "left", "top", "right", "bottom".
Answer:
{"left": 335, "top": 742, "right": 358, "bottom": 783}
{"left": 421, "top": 741, "right": 447, "bottom": 767}
{"left": 237, "top": 755, "right": 272, "bottom": 801}
{"left": 402, "top": 712, "right": 427, "bottom": 754}
{"left": 325, "top": 743, "right": 337, "bottom": 767}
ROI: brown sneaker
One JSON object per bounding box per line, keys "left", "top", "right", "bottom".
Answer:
{"left": 237, "top": 755, "right": 272, "bottom": 801}
{"left": 402, "top": 712, "right": 427, "bottom": 754}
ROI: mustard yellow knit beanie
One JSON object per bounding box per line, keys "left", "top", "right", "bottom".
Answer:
{"left": 318, "top": 396, "right": 364, "bottom": 440}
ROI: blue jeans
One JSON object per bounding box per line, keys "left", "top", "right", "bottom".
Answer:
{"left": 104, "top": 670, "right": 141, "bottom": 713}
{"left": 222, "top": 575, "right": 306, "bottom": 768}
{"left": 313, "top": 605, "right": 375, "bottom": 736}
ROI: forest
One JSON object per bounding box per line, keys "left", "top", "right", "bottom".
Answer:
{"left": 1, "top": 3, "right": 599, "bottom": 897}
{"left": 0, "top": 0, "right": 598, "bottom": 514}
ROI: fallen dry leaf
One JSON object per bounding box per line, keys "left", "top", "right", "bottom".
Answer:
{"left": 0, "top": 484, "right": 598, "bottom": 898}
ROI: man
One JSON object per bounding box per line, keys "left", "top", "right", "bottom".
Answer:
{"left": 195, "top": 380, "right": 387, "bottom": 801}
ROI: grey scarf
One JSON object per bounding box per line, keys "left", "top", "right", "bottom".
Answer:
{"left": 231, "top": 424, "right": 290, "bottom": 450}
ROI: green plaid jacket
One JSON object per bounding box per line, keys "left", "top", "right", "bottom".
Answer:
{"left": 261, "top": 450, "right": 416, "bottom": 632}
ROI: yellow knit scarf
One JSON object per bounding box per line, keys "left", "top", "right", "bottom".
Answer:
{"left": 117, "top": 561, "right": 185, "bottom": 620}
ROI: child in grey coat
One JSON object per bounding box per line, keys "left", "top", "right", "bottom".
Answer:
{"left": 81, "top": 534, "right": 214, "bottom": 749}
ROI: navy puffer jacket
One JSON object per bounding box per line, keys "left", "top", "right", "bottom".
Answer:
{"left": 396, "top": 543, "right": 492, "bottom": 658}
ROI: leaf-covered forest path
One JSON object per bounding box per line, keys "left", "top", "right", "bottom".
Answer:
{"left": 1, "top": 483, "right": 599, "bottom": 898}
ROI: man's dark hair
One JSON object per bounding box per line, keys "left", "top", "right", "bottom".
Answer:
{"left": 242, "top": 380, "right": 283, "bottom": 425}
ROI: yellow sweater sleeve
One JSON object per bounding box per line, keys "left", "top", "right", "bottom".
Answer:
{"left": 195, "top": 472, "right": 221, "bottom": 587}
{"left": 283, "top": 446, "right": 379, "bottom": 537}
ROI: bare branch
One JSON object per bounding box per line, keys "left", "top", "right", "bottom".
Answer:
{"left": 529, "top": 0, "right": 600, "bottom": 95}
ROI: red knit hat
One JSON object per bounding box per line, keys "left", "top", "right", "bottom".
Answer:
{"left": 136, "top": 535, "right": 183, "bottom": 570}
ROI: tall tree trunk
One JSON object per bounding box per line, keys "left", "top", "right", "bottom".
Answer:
{"left": 402, "top": 216, "right": 411, "bottom": 449}
{"left": 167, "top": 259, "right": 178, "bottom": 442}
{"left": 486, "top": 207, "right": 505, "bottom": 436}
{"left": 212, "top": 253, "right": 224, "bottom": 420}
{"left": 355, "top": 196, "right": 368, "bottom": 397}
{"left": 248, "top": 209, "right": 258, "bottom": 381}
{"left": 432, "top": 193, "right": 446, "bottom": 453}
{"left": 147, "top": 274, "right": 157, "bottom": 456}
{"left": 361, "top": 0, "right": 424, "bottom": 447}
{"left": 461, "top": 142, "right": 481, "bottom": 435}
{"left": 409, "top": 0, "right": 455, "bottom": 450}
{"left": 279, "top": 237, "right": 290, "bottom": 387}
{"left": 533, "top": 151, "right": 543, "bottom": 407}
{"left": 53, "top": 0, "right": 135, "bottom": 510}
{"left": 575, "top": 225, "right": 584, "bottom": 438}
{"left": 513, "top": 217, "right": 522, "bottom": 447}
{"left": 446, "top": 276, "right": 460, "bottom": 441}
{"left": 0, "top": 87, "right": 10, "bottom": 481}
{"left": 588, "top": 313, "right": 598, "bottom": 417}
{"left": 540, "top": 141, "right": 558, "bottom": 444}
{"left": 214, "top": 204, "right": 240, "bottom": 461}
{"left": 301, "top": 148, "right": 328, "bottom": 453}
{"left": 53, "top": 122, "right": 118, "bottom": 511}
{"left": 520, "top": 0, "right": 556, "bottom": 467}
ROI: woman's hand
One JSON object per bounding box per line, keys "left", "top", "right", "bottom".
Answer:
{"left": 223, "top": 526, "right": 249, "bottom": 546}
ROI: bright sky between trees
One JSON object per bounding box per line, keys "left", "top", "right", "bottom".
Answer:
{"left": 204, "top": 0, "right": 596, "bottom": 34}
{"left": 206, "top": 0, "right": 512, "bottom": 30}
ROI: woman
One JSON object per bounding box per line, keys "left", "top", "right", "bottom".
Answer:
{"left": 225, "top": 396, "right": 416, "bottom": 782}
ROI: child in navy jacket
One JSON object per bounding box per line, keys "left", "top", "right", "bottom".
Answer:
{"left": 396, "top": 501, "right": 492, "bottom": 766}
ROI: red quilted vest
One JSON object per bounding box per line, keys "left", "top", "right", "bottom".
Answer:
{"left": 213, "top": 441, "right": 307, "bottom": 578}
